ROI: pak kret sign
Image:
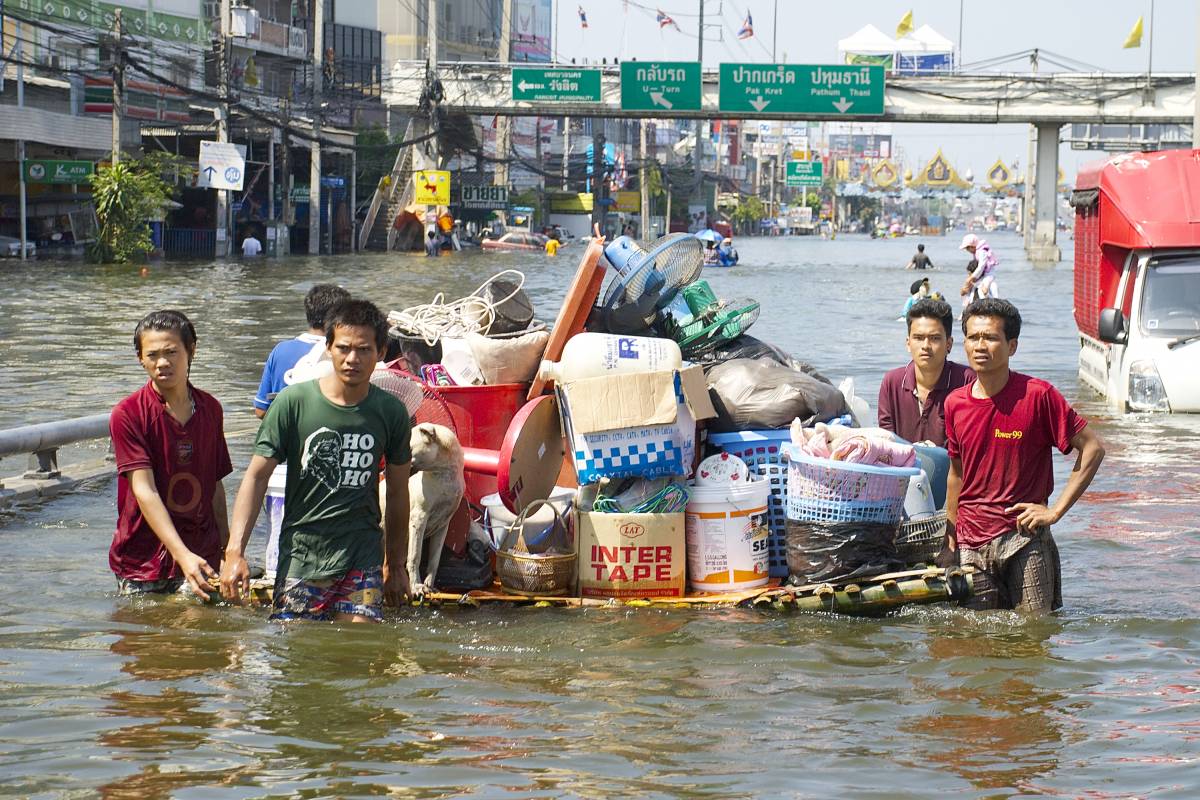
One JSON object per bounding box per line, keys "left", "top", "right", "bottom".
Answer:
{"left": 23, "top": 159, "right": 94, "bottom": 184}
{"left": 512, "top": 68, "right": 602, "bottom": 102}
{"left": 786, "top": 161, "right": 823, "bottom": 187}
{"left": 414, "top": 170, "right": 450, "bottom": 205}
{"left": 620, "top": 61, "right": 701, "bottom": 111}
{"left": 718, "top": 64, "right": 884, "bottom": 116}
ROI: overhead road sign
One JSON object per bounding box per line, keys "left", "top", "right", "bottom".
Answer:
{"left": 718, "top": 64, "right": 885, "bottom": 116}
{"left": 414, "top": 170, "right": 451, "bottom": 205}
{"left": 197, "top": 141, "right": 247, "bottom": 191}
{"left": 23, "top": 160, "right": 94, "bottom": 184}
{"left": 620, "top": 61, "right": 701, "bottom": 112}
{"left": 786, "top": 161, "right": 823, "bottom": 187}
{"left": 512, "top": 68, "right": 602, "bottom": 102}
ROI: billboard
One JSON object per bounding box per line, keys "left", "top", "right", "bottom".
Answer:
{"left": 511, "top": 0, "right": 552, "bottom": 63}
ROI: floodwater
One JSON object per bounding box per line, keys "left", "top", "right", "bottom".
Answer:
{"left": 1, "top": 233, "right": 1198, "bottom": 798}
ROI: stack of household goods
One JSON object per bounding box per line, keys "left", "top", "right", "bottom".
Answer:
{"left": 542, "top": 332, "right": 715, "bottom": 599}
{"left": 782, "top": 425, "right": 919, "bottom": 585}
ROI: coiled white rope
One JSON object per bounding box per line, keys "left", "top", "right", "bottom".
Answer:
{"left": 387, "top": 269, "right": 527, "bottom": 346}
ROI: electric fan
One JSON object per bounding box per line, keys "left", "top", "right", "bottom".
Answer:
{"left": 596, "top": 233, "right": 705, "bottom": 334}
{"left": 656, "top": 280, "right": 762, "bottom": 359}
{"left": 370, "top": 365, "right": 459, "bottom": 435}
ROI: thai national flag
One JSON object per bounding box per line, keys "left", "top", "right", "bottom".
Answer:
{"left": 656, "top": 9, "right": 679, "bottom": 30}
{"left": 737, "top": 11, "right": 753, "bottom": 40}
{"left": 578, "top": 5, "right": 588, "bottom": 28}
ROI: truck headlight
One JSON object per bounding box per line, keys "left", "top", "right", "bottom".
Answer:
{"left": 1128, "top": 360, "right": 1170, "bottom": 412}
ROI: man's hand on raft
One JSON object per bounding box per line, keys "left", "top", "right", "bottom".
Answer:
{"left": 1006, "top": 502, "right": 1059, "bottom": 534}
{"left": 219, "top": 554, "right": 251, "bottom": 603}
{"left": 383, "top": 564, "right": 412, "bottom": 607}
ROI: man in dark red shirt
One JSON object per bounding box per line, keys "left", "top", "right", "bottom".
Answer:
{"left": 942, "top": 299, "right": 1105, "bottom": 612}
{"left": 877, "top": 298, "right": 974, "bottom": 447}
{"left": 109, "top": 310, "right": 232, "bottom": 599}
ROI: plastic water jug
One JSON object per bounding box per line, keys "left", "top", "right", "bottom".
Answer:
{"left": 538, "top": 332, "right": 682, "bottom": 383}
{"left": 903, "top": 469, "right": 937, "bottom": 521}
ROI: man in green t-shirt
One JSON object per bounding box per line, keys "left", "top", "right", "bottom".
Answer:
{"left": 220, "top": 299, "right": 412, "bottom": 622}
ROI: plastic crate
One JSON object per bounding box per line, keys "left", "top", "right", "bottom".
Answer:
{"left": 782, "top": 444, "right": 918, "bottom": 525}
{"left": 706, "top": 429, "right": 791, "bottom": 578}
{"left": 896, "top": 512, "right": 948, "bottom": 566}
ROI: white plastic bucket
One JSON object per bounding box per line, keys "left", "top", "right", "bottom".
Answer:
{"left": 264, "top": 465, "right": 287, "bottom": 576}
{"left": 685, "top": 478, "right": 771, "bottom": 592}
{"left": 481, "top": 487, "right": 576, "bottom": 549}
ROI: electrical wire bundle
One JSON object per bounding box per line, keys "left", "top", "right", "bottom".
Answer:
{"left": 593, "top": 478, "right": 691, "bottom": 514}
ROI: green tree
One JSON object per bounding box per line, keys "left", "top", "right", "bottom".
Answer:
{"left": 355, "top": 124, "right": 401, "bottom": 197}
{"left": 88, "top": 153, "right": 188, "bottom": 264}
{"left": 731, "top": 195, "right": 765, "bottom": 234}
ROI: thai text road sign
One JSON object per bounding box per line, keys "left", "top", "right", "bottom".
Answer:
{"left": 197, "top": 141, "right": 247, "bottom": 191}
{"left": 414, "top": 170, "right": 451, "bottom": 205}
{"left": 786, "top": 161, "right": 824, "bottom": 187}
{"left": 23, "top": 159, "right": 94, "bottom": 184}
{"left": 461, "top": 184, "right": 508, "bottom": 209}
{"left": 620, "top": 61, "right": 701, "bottom": 111}
{"left": 512, "top": 68, "right": 602, "bottom": 102}
{"left": 718, "top": 64, "right": 885, "bottom": 116}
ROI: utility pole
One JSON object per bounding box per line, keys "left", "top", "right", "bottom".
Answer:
{"left": 494, "top": 2, "right": 512, "bottom": 192}
{"left": 590, "top": 126, "right": 606, "bottom": 234}
{"left": 111, "top": 9, "right": 123, "bottom": 163}
{"left": 639, "top": 119, "right": 649, "bottom": 238}
{"left": 562, "top": 116, "right": 571, "bottom": 190}
{"left": 16, "top": 16, "right": 27, "bottom": 261}
{"left": 693, "top": 0, "right": 704, "bottom": 211}
{"left": 1022, "top": 49, "right": 1037, "bottom": 252}
{"left": 308, "top": 0, "right": 323, "bottom": 255}
{"left": 281, "top": 96, "right": 292, "bottom": 255}
{"left": 217, "top": 1, "right": 231, "bottom": 256}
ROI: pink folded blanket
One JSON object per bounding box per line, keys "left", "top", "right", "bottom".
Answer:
{"left": 831, "top": 434, "right": 916, "bottom": 468}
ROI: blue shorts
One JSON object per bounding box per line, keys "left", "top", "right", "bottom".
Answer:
{"left": 271, "top": 567, "right": 384, "bottom": 622}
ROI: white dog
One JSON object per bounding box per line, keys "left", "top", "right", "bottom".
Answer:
{"left": 405, "top": 423, "right": 465, "bottom": 598}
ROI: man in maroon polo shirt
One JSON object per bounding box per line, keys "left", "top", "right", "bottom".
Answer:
{"left": 109, "top": 310, "right": 232, "bottom": 599}
{"left": 942, "top": 298, "right": 1105, "bottom": 612}
{"left": 877, "top": 298, "right": 974, "bottom": 446}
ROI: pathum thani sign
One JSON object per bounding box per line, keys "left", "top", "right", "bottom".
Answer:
{"left": 414, "top": 170, "right": 450, "bottom": 205}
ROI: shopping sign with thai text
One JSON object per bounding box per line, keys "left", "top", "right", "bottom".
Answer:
{"left": 413, "top": 170, "right": 451, "bottom": 205}
{"left": 718, "top": 64, "right": 884, "bottom": 116}
{"left": 620, "top": 61, "right": 701, "bottom": 111}
{"left": 22, "top": 159, "right": 94, "bottom": 184}
{"left": 512, "top": 68, "right": 602, "bottom": 102}
{"left": 786, "top": 161, "right": 823, "bottom": 187}
{"left": 460, "top": 184, "right": 508, "bottom": 209}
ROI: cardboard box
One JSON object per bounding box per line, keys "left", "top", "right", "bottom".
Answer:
{"left": 558, "top": 366, "right": 716, "bottom": 484}
{"left": 576, "top": 484, "right": 686, "bottom": 598}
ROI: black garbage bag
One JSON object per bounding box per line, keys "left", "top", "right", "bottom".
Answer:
{"left": 699, "top": 334, "right": 832, "bottom": 383}
{"left": 785, "top": 519, "right": 903, "bottom": 585}
{"left": 706, "top": 357, "right": 849, "bottom": 431}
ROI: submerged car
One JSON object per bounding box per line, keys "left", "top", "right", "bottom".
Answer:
{"left": 480, "top": 231, "right": 547, "bottom": 252}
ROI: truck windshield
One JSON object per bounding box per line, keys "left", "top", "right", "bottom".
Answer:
{"left": 1140, "top": 259, "right": 1200, "bottom": 336}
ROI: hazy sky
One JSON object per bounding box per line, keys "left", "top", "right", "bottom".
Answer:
{"left": 554, "top": 0, "right": 1197, "bottom": 178}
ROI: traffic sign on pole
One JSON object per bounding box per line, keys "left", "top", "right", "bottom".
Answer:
{"left": 786, "top": 161, "right": 824, "bottom": 187}
{"left": 512, "top": 68, "right": 602, "bottom": 102}
{"left": 197, "top": 141, "right": 247, "bottom": 191}
{"left": 619, "top": 61, "right": 701, "bottom": 112}
{"left": 718, "top": 64, "right": 885, "bottom": 116}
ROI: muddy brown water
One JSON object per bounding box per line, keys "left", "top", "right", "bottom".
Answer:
{"left": 0, "top": 233, "right": 1197, "bottom": 798}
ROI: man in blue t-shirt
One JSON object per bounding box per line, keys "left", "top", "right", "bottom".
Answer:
{"left": 253, "top": 284, "right": 350, "bottom": 418}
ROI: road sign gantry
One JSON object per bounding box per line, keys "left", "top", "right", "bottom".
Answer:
{"left": 718, "top": 64, "right": 885, "bottom": 116}
{"left": 619, "top": 61, "right": 702, "bottom": 112}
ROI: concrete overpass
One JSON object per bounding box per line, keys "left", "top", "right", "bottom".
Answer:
{"left": 385, "top": 63, "right": 1199, "bottom": 261}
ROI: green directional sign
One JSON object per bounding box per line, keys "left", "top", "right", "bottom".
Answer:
{"left": 23, "top": 159, "right": 94, "bottom": 184}
{"left": 718, "top": 64, "right": 885, "bottom": 116}
{"left": 786, "top": 161, "right": 823, "bottom": 187}
{"left": 620, "top": 61, "right": 701, "bottom": 112}
{"left": 512, "top": 68, "right": 602, "bottom": 102}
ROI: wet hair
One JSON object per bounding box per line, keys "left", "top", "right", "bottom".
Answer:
{"left": 324, "top": 299, "right": 389, "bottom": 350}
{"left": 962, "top": 297, "right": 1022, "bottom": 341}
{"left": 133, "top": 310, "right": 197, "bottom": 357}
{"left": 304, "top": 284, "right": 351, "bottom": 329}
{"left": 917, "top": 244, "right": 925, "bottom": 252}
{"left": 906, "top": 298, "right": 954, "bottom": 337}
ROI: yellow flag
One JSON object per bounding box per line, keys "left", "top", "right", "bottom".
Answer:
{"left": 1123, "top": 16, "right": 1143, "bottom": 49}
{"left": 896, "top": 10, "right": 914, "bottom": 38}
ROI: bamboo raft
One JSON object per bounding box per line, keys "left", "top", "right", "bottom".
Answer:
{"left": 249, "top": 566, "right": 972, "bottom": 616}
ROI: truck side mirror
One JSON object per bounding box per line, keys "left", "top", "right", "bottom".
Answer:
{"left": 1098, "top": 307, "right": 1127, "bottom": 344}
